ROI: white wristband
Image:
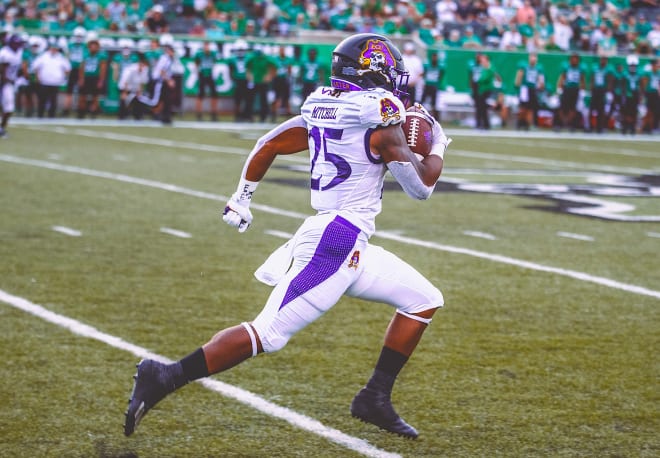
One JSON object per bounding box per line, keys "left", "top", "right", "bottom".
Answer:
{"left": 429, "top": 136, "right": 451, "bottom": 160}
{"left": 233, "top": 178, "right": 259, "bottom": 204}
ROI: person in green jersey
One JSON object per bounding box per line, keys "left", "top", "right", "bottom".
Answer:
{"left": 77, "top": 31, "right": 108, "bottom": 119}
{"left": 19, "top": 36, "right": 40, "bottom": 117}
{"left": 555, "top": 52, "right": 586, "bottom": 131}
{"left": 475, "top": 53, "right": 499, "bottom": 130}
{"left": 194, "top": 41, "right": 220, "bottom": 121}
{"left": 228, "top": 39, "right": 250, "bottom": 121}
{"left": 514, "top": 52, "right": 545, "bottom": 130}
{"left": 641, "top": 58, "right": 659, "bottom": 134}
{"left": 420, "top": 51, "right": 445, "bottom": 121}
{"left": 588, "top": 55, "right": 613, "bottom": 133}
{"left": 608, "top": 62, "right": 624, "bottom": 124}
{"left": 245, "top": 49, "right": 276, "bottom": 122}
{"left": 300, "top": 47, "right": 324, "bottom": 101}
{"left": 270, "top": 45, "right": 293, "bottom": 121}
{"left": 467, "top": 52, "right": 482, "bottom": 109}
{"left": 620, "top": 54, "right": 643, "bottom": 135}
{"left": 62, "top": 26, "right": 86, "bottom": 116}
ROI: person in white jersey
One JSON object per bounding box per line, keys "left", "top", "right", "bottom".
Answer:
{"left": 0, "top": 34, "right": 24, "bottom": 138}
{"left": 124, "top": 33, "right": 451, "bottom": 440}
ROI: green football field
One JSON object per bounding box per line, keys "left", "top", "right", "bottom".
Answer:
{"left": 1, "top": 120, "right": 658, "bottom": 458}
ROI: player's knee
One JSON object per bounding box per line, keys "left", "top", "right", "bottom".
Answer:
{"left": 252, "top": 324, "right": 291, "bottom": 353}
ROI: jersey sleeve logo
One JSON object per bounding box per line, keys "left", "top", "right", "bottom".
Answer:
{"left": 380, "top": 98, "right": 401, "bottom": 123}
{"left": 348, "top": 250, "right": 360, "bottom": 269}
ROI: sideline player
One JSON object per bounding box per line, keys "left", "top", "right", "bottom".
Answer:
{"left": 514, "top": 52, "right": 545, "bottom": 130}
{"left": 0, "top": 34, "right": 24, "bottom": 138}
{"left": 124, "top": 33, "right": 451, "bottom": 440}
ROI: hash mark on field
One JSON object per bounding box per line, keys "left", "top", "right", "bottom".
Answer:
{"left": 463, "top": 230, "right": 497, "bottom": 240}
{"left": 112, "top": 154, "right": 131, "bottom": 162}
{"left": 160, "top": 227, "right": 192, "bottom": 238}
{"left": 647, "top": 232, "right": 660, "bottom": 238}
{"left": 2, "top": 154, "right": 659, "bottom": 300}
{"left": 0, "top": 289, "right": 400, "bottom": 458}
{"left": 52, "top": 226, "right": 82, "bottom": 237}
{"left": 47, "top": 153, "right": 62, "bottom": 160}
{"left": 265, "top": 229, "right": 294, "bottom": 239}
{"left": 557, "top": 232, "right": 595, "bottom": 242}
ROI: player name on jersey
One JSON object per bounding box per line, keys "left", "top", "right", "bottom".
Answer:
{"left": 311, "top": 106, "right": 338, "bottom": 120}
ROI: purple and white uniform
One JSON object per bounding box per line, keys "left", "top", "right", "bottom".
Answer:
{"left": 251, "top": 87, "right": 444, "bottom": 353}
{"left": 0, "top": 45, "right": 23, "bottom": 113}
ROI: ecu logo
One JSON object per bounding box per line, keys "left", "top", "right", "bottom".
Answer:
{"left": 348, "top": 250, "right": 360, "bottom": 269}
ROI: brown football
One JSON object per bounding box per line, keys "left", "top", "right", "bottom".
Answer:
{"left": 401, "top": 106, "right": 434, "bottom": 157}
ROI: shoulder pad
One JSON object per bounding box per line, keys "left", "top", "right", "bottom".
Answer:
{"left": 359, "top": 89, "right": 406, "bottom": 127}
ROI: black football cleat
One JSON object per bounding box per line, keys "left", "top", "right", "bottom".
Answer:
{"left": 350, "top": 388, "right": 419, "bottom": 439}
{"left": 124, "top": 359, "right": 175, "bottom": 436}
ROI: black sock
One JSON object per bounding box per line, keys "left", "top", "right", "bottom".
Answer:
{"left": 179, "top": 347, "right": 210, "bottom": 383}
{"left": 365, "top": 346, "right": 409, "bottom": 394}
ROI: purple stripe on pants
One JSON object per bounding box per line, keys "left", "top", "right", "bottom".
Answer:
{"left": 279, "top": 216, "right": 360, "bottom": 310}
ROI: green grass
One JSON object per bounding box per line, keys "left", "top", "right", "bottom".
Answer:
{"left": 1, "top": 123, "right": 659, "bottom": 457}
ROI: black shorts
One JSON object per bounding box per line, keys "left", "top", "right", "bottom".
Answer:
{"left": 66, "top": 68, "right": 80, "bottom": 94}
{"left": 560, "top": 87, "right": 579, "bottom": 111}
{"left": 272, "top": 76, "right": 290, "bottom": 101}
{"left": 198, "top": 74, "right": 217, "bottom": 98}
{"left": 519, "top": 87, "right": 538, "bottom": 110}
{"left": 81, "top": 75, "right": 103, "bottom": 96}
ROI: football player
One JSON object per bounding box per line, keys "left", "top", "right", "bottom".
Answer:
{"left": 124, "top": 33, "right": 451, "bottom": 440}
{"left": 0, "top": 34, "right": 25, "bottom": 138}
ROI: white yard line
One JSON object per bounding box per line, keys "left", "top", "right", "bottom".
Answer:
{"left": 2, "top": 153, "right": 659, "bottom": 301}
{"left": 160, "top": 227, "right": 192, "bottom": 238}
{"left": 647, "top": 232, "right": 660, "bottom": 238}
{"left": 52, "top": 225, "right": 82, "bottom": 237}
{"left": 556, "top": 231, "right": 595, "bottom": 242}
{"left": 462, "top": 230, "right": 497, "bottom": 240}
{"left": 0, "top": 289, "right": 399, "bottom": 458}
{"left": 264, "top": 229, "right": 295, "bottom": 239}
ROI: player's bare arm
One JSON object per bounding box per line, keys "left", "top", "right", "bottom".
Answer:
{"left": 370, "top": 123, "right": 443, "bottom": 187}
{"left": 223, "top": 115, "right": 308, "bottom": 232}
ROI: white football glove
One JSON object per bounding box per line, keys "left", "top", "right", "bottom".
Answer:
{"left": 222, "top": 197, "right": 253, "bottom": 233}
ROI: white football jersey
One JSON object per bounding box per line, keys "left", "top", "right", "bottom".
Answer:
{"left": 0, "top": 46, "right": 23, "bottom": 82}
{"left": 300, "top": 87, "right": 406, "bottom": 236}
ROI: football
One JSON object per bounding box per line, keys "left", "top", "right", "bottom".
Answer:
{"left": 402, "top": 106, "right": 434, "bottom": 157}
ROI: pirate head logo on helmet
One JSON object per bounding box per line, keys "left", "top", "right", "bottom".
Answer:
{"left": 330, "top": 33, "right": 410, "bottom": 102}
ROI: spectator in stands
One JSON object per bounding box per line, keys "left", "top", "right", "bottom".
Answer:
{"left": 77, "top": 31, "right": 107, "bottom": 119}
{"left": 125, "top": 0, "right": 144, "bottom": 32}
{"left": 514, "top": 52, "right": 545, "bottom": 130}
{"left": 474, "top": 53, "right": 499, "bottom": 130}
{"left": 402, "top": 41, "right": 424, "bottom": 103}
{"left": 514, "top": 0, "right": 536, "bottom": 25}
{"left": 146, "top": 4, "right": 169, "bottom": 34}
{"left": 462, "top": 26, "right": 483, "bottom": 49}
{"left": 194, "top": 41, "right": 219, "bottom": 121}
{"left": 484, "top": 17, "right": 504, "bottom": 48}
{"left": 500, "top": 24, "right": 523, "bottom": 50}
{"left": 106, "top": 0, "right": 126, "bottom": 24}
{"left": 455, "top": 0, "right": 475, "bottom": 24}
{"left": 435, "top": 0, "right": 457, "bottom": 23}
{"left": 421, "top": 51, "right": 445, "bottom": 121}
{"left": 596, "top": 27, "right": 618, "bottom": 55}
{"left": 417, "top": 18, "right": 440, "bottom": 46}
{"left": 228, "top": 39, "right": 250, "bottom": 121}
{"left": 588, "top": 55, "right": 614, "bottom": 133}
{"left": 270, "top": 45, "right": 293, "bottom": 121}
{"left": 487, "top": 0, "right": 508, "bottom": 26}
{"left": 553, "top": 14, "right": 574, "bottom": 51}
{"left": 32, "top": 42, "right": 70, "bottom": 118}
{"left": 555, "top": 52, "right": 586, "bottom": 131}
{"left": 646, "top": 19, "right": 660, "bottom": 49}
{"left": 536, "top": 15, "right": 553, "bottom": 49}
{"left": 445, "top": 28, "right": 463, "bottom": 48}
{"left": 83, "top": 3, "right": 109, "bottom": 32}
{"left": 300, "top": 47, "right": 324, "bottom": 101}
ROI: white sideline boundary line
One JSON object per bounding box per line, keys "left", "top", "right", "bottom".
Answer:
{"left": 1, "top": 153, "right": 658, "bottom": 300}
{"left": 0, "top": 289, "right": 400, "bottom": 458}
